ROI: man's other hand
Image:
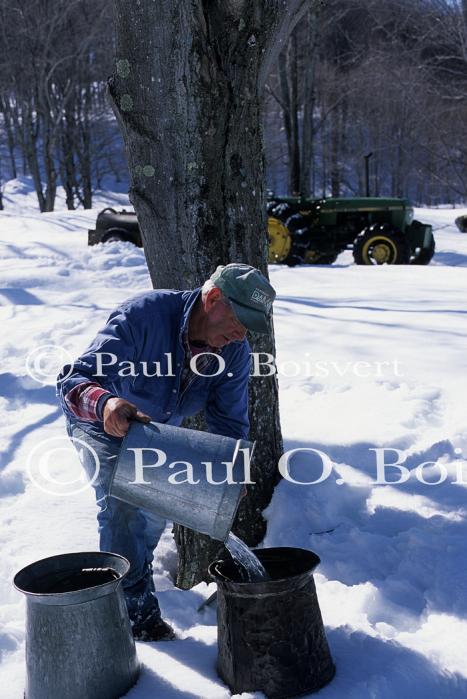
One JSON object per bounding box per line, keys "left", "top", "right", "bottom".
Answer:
{"left": 103, "top": 397, "right": 151, "bottom": 437}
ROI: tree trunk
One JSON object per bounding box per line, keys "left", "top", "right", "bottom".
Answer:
{"left": 278, "top": 49, "right": 294, "bottom": 193}
{"left": 78, "top": 83, "right": 93, "bottom": 209}
{"left": 300, "top": 8, "right": 319, "bottom": 197}
{"left": 11, "top": 102, "right": 30, "bottom": 178}
{"left": 0, "top": 97, "right": 18, "bottom": 179}
{"left": 43, "top": 125, "right": 57, "bottom": 212}
{"left": 278, "top": 31, "right": 301, "bottom": 195}
{"left": 289, "top": 32, "right": 301, "bottom": 194}
{"left": 61, "top": 110, "right": 77, "bottom": 210}
{"left": 24, "top": 105, "right": 46, "bottom": 212}
{"left": 0, "top": 160, "right": 3, "bottom": 210}
{"left": 330, "top": 104, "right": 340, "bottom": 197}
{"left": 109, "top": 0, "right": 308, "bottom": 588}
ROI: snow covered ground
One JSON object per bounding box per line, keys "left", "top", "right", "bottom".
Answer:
{"left": 1, "top": 177, "right": 467, "bottom": 697}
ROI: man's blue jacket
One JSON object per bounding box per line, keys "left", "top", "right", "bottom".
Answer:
{"left": 56, "top": 288, "right": 251, "bottom": 440}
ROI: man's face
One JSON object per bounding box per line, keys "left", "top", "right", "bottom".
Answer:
{"left": 204, "top": 293, "right": 247, "bottom": 348}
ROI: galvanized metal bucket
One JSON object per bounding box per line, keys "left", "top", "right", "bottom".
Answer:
{"left": 209, "top": 547, "right": 335, "bottom": 698}
{"left": 14, "top": 551, "right": 139, "bottom": 699}
{"left": 110, "top": 420, "right": 254, "bottom": 542}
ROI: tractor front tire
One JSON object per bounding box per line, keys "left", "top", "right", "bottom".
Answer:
{"left": 410, "top": 234, "right": 435, "bottom": 265}
{"left": 353, "top": 224, "right": 411, "bottom": 265}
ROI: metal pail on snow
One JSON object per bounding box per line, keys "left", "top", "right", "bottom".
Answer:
{"left": 14, "top": 551, "right": 139, "bottom": 699}
{"left": 109, "top": 420, "right": 254, "bottom": 542}
{"left": 209, "top": 547, "right": 335, "bottom": 698}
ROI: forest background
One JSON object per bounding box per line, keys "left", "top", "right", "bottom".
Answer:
{"left": 0, "top": 0, "right": 465, "bottom": 213}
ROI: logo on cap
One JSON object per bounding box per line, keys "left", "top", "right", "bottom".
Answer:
{"left": 251, "top": 288, "right": 272, "bottom": 311}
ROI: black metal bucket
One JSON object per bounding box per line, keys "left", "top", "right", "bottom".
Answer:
{"left": 14, "top": 551, "right": 140, "bottom": 699}
{"left": 209, "top": 547, "right": 335, "bottom": 699}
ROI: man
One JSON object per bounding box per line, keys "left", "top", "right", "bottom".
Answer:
{"left": 57, "top": 263, "right": 276, "bottom": 641}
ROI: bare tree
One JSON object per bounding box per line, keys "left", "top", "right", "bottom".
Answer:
{"left": 265, "top": 0, "right": 353, "bottom": 196}
{"left": 2, "top": 0, "right": 465, "bottom": 211}
{"left": 264, "top": 0, "right": 467, "bottom": 203}
{"left": 0, "top": 0, "right": 115, "bottom": 210}
{"left": 278, "top": 31, "right": 301, "bottom": 193}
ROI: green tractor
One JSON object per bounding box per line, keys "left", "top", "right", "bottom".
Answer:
{"left": 267, "top": 196, "right": 435, "bottom": 266}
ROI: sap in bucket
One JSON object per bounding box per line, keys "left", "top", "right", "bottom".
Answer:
{"left": 110, "top": 420, "right": 255, "bottom": 542}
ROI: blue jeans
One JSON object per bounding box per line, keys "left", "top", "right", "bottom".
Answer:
{"left": 66, "top": 418, "right": 167, "bottom": 633}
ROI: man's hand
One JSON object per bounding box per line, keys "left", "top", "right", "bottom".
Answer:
{"left": 103, "top": 397, "right": 151, "bottom": 438}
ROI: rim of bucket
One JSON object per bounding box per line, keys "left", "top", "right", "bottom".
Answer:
{"left": 13, "top": 551, "right": 130, "bottom": 604}
{"left": 208, "top": 546, "right": 321, "bottom": 590}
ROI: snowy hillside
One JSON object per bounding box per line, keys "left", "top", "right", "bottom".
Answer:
{"left": 1, "top": 180, "right": 467, "bottom": 697}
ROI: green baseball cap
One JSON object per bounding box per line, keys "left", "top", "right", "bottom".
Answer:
{"left": 210, "top": 263, "right": 276, "bottom": 334}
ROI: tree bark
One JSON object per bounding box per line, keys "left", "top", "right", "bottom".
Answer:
{"left": 110, "top": 0, "right": 309, "bottom": 588}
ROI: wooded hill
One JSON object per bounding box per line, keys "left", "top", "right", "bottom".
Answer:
{"left": 0, "top": 0, "right": 465, "bottom": 211}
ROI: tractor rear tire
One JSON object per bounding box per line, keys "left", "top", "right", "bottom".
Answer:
{"left": 353, "top": 224, "right": 411, "bottom": 265}
{"left": 282, "top": 213, "right": 310, "bottom": 265}
{"left": 285, "top": 214, "right": 338, "bottom": 265}
{"left": 267, "top": 216, "right": 292, "bottom": 264}
{"left": 267, "top": 202, "right": 296, "bottom": 264}
{"left": 285, "top": 213, "right": 309, "bottom": 233}
{"left": 268, "top": 202, "right": 295, "bottom": 222}
{"left": 285, "top": 256, "right": 300, "bottom": 267}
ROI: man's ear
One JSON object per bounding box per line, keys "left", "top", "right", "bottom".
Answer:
{"left": 204, "top": 286, "right": 223, "bottom": 311}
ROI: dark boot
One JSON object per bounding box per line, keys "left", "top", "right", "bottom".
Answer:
{"left": 133, "top": 617, "right": 176, "bottom": 642}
